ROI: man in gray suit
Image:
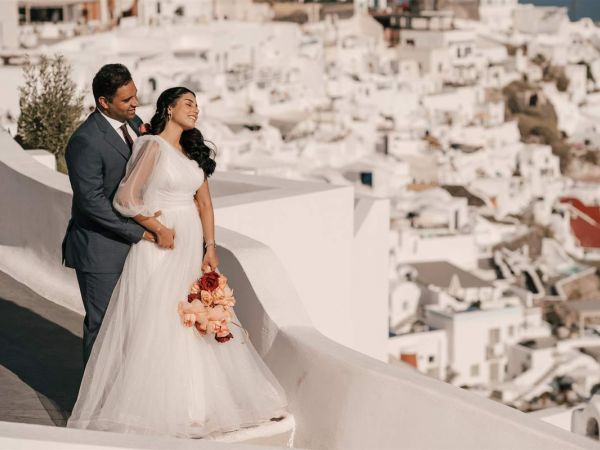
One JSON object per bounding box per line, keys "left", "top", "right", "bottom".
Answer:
{"left": 62, "top": 64, "right": 162, "bottom": 364}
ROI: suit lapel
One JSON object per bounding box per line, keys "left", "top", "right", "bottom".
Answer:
{"left": 128, "top": 116, "right": 142, "bottom": 137}
{"left": 92, "top": 111, "right": 131, "bottom": 160}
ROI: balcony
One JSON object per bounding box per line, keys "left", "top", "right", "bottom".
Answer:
{"left": 0, "top": 130, "right": 596, "bottom": 449}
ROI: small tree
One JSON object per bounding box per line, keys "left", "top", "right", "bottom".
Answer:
{"left": 17, "top": 55, "right": 84, "bottom": 173}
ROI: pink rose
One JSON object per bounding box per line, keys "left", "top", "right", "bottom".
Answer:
{"left": 138, "top": 123, "right": 151, "bottom": 135}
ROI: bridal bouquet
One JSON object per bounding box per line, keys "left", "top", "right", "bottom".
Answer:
{"left": 177, "top": 271, "right": 236, "bottom": 343}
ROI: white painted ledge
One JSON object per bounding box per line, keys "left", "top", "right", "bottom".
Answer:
{"left": 0, "top": 421, "right": 294, "bottom": 450}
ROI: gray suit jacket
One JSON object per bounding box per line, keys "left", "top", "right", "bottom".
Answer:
{"left": 62, "top": 110, "right": 146, "bottom": 273}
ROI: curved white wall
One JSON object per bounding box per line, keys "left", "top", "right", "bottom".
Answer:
{"left": 0, "top": 130, "right": 597, "bottom": 449}
{"left": 0, "top": 132, "right": 81, "bottom": 312}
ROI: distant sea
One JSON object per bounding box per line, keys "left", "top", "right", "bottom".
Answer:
{"left": 518, "top": 0, "right": 600, "bottom": 22}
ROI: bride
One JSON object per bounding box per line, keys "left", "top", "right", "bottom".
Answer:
{"left": 67, "top": 87, "right": 288, "bottom": 438}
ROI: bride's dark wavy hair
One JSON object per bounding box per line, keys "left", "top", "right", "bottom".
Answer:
{"left": 149, "top": 87, "right": 216, "bottom": 178}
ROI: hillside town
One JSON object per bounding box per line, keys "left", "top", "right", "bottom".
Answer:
{"left": 1, "top": 0, "right": 600, "bottom": 441}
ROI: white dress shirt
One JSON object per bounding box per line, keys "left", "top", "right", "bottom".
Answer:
{"left": 97, "top": 108, "right": 138, "bottom": 145}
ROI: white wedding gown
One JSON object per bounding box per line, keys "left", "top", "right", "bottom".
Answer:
{"left": 67, "top": 134, "right": 288, "bottom": 438}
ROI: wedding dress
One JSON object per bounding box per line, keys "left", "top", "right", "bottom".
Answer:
{"left": 67, "top": 134, "right": 288, "bottom": 438}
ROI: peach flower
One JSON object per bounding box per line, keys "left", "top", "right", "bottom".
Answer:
{"left": 213, "top": 286, "right": 236, "bottom": 307}
{"left": 211, "top": 287, "right": 225, "bottom": 301}
{"left": 190, "top": 282, "right": 201, "bottom": 294}
{"left": 200, "top": 290, "right": 213, "bottom": 306}
{"left": 179, "top": 271, "right": 240, "bottom": 343}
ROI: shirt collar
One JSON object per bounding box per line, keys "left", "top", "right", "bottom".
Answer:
{"left": 97, "top": 108, "right": 126, "bottom": 131}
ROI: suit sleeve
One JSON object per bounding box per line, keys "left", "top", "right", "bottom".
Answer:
{"left": 65, "top": 134, "right": 145, "bottom": 244}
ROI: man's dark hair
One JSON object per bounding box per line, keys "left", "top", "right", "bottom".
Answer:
{"left": 92, "top": 64, "right": 132, "bottom": 105}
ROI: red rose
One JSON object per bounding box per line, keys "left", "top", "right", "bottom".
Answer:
{"left": 199, "top": 271, "right": 220, "bottom": 292}
{"left": 187, "top": 293, "right": 200, "bottom": 303}
{"left": 138, "top": 123, "right": 151, "bottom": 135}
{"left": 215, "top": 332, "right": 233, "bottom": 343}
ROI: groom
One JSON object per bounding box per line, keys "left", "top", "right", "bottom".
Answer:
{"left": 62, "top": 64, "right": 160, "bottom": 364}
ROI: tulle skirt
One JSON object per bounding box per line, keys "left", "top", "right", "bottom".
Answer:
{"left": 67, "top": 204, "right": 288, "bottom": 438}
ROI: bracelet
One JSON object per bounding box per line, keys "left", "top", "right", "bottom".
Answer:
{"left": 205, "top": 240, "right": 217, "bottom": 249}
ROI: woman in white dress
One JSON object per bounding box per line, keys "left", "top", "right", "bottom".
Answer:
{"left": 67, "top": 87, "right": 288, "bottom": 438}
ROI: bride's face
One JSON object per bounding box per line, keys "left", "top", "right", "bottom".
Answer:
{"left": 169, "top": 93, "right": 199, "bottom": 130}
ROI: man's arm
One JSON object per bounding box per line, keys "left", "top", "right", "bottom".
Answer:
{"left": 65, "top": 134, "right": 145, "bottom": 244}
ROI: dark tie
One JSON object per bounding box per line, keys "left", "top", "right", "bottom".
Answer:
{"left": 120, "top": 123, "right": 134, "bottom": 153}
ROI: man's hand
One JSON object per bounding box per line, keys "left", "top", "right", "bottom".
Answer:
{"left": 142, "top": 231, "right": 156, "bottom": 243}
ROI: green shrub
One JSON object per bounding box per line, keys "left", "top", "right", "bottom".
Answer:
{"left": 17, "top": 55, "right": 84, "bottom": 173}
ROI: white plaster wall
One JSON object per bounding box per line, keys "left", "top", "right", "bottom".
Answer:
{"left": 396, "top": 231, "right": 479, "bottom": 271}
{"left": 0, "top": 421, "right": 284, "bottom": 450}
{"left": 213, "top": 173, "right": 357, "bottom": 353}
{"left": 479, "top": 3, "right": 517, "bottom": 30}
{"left": 389, "top": 281, "right": 420, "bottom": 331}
{"left": 427, "top": 306, "right": 523, "bottom": 386}
{"left": 514, "top": 5, "right": 568, "bottom": 35}
{"left": 566, "top": 64, "right": 587, "bottom": 105}
{"left": 351, "top": 194, "right": 389, "bottom": 360}
{"left": 0, "top": 133, "right": 82, "bottom": 312}
{"left": 388, "top": 329, "right": 448, "bottom": 380}
{"left": 0, "top": 0, "right": 18, "bottom": 49}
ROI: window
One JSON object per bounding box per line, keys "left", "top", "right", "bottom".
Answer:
{"left": 360, "top": 172, "right": 373, "bottom": 187}
{"left": 406, "top": 39, "right": 415, "bottom": 47}
{"left": 508, "top": 325, "right": 514, "bottom": 337}
{"left": 470, "top": 364, "right": 479, "bottom": 377}
{"left": 489, "top": 328, "right": 500, "bottom": 345}
{"left": 428, "top": 355, "right": 435, "bottom": 363}
{"left": 490, "top": 362, "right": 499, "bottom": 382}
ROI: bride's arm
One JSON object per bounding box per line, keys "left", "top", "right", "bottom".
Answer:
{"left": 195, "top": 178, "right": 218, "bottom": 271}
{"left": 114, "top": 138, "right": 175, "bottom": 249}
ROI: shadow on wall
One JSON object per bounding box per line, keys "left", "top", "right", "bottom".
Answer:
{"left": 218, "top": 246, "right": 274, "bottom": 357}
{"left": 0, "top": 298, "right": 83, "bottom": 425}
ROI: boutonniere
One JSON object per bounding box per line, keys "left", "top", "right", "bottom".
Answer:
{"left": 138, "top": 123, "right": 151, "bottom": 135}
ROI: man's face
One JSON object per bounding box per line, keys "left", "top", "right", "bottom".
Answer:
{"left": 98, "top": 80, "right": 138, "bottom": 122}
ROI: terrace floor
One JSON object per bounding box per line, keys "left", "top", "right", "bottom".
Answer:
{"left": 0, "top": 270, "right": 83, "bottom": 427}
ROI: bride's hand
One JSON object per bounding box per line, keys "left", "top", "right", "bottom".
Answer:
{"left": 202, "top": 247, "right": 219, "bottom": 272}
{"left": 156, "top": 227, "right": 175, "bottom": 249}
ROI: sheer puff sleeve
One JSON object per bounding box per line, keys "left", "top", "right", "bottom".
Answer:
{"left": 113, "top": 136, "right": 161, "bottom": 218}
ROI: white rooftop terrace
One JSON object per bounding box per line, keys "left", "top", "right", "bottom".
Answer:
{"left": 1, "top": 130, "right": 599, "bottom": 448}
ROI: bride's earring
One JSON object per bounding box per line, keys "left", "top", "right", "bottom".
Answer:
{"left": 167, "top": 110, "right": 172, "bottom": 121}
